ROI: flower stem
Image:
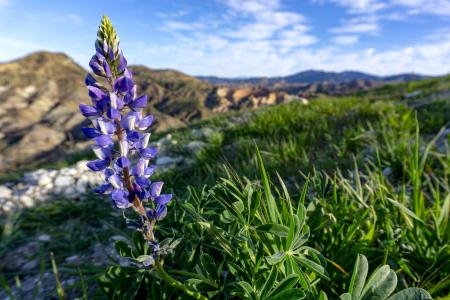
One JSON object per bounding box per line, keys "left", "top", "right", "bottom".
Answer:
{"left": 155, "top": 259, "right": 208, "bottom": 300}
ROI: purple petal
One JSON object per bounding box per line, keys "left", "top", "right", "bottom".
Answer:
{"left": 94, "top": 134, "right": 113, "bottom": 147}
{"left": 85, "top": 74, "right": 97, "bottom": 86}
{"left": 108, "top": 46, "right": 115, "bottom": 61}
{"left": 111, "top": 189, "right": 132, "bottom": 209}
{"left": 155, "top": 194, "right": 172, "bottom": 206}
{"left": 150, "top": 181, "right": 163, "bottom": 198}
{"left": 94, "top": 183, "right": 113, "bottom": 194}
{"left": 87, "top": 159, "right": 109, "bottom": 171}
{"left": 137, "top": 133, "right": 151, "bottom": 149}
{"left": 104, "top": 168, "right": 115, "bottom": 179}
{"left": 135, "top": 176, "right": 151, "bottom": 189}
{"left": 116, "top": 156, "right": 130, "bottom": 169}
{"left": 108, "top": 174, "right": 123, "bottom": 189}
{"left": 97, "top": 119, "right": 116, "bottom": 135}
{"left": 79, "top": 104, "right": 101, "bottom": 118}
{"left": 110, "top": 93, "right": 124, "bottom": 110}
{"left": 114, "top": 76, "right": 134, "bottom": 94}
{"left": 156, "top": 205, "right": 168, "bottom": 220}
{"left": 95, "top": 98, "right": 109, "bottom": 112}
{"left": 119, "top": 140, "right": 129, "bottom": 157}
{"left": 129, "top": 95, "right": 147, "bottom": 110}
{"left": 82, "top": 127, "right": 101, "bottom": 139}
{"left": 92, "top": 145, "right": 112, "bottom": 160}
{"left": 89, "top": 55, "right": 104, "bottom": 76}
{"left": 132, "top": 158, "right": 147, "bottom": 176}
{"left": 117, "top": 50, "right": 127, "bottom": 73}
{"left": 144, "top": 166, "right": 155, "bottom": 177}
{"left": 136, "top": 115, "right": 153, "bottom": 130}
{"left": 107, "top": 107, "right": 120, "bottom": 119}
{"left": 88, "top": 86, "right": 107, "bottom": 101}
{"left": 140, "top": 148, "right": 158, "bottom": 160}
{"left": 121, "top": 114, "right": 136, "bottom": 131}
{"left": 127, "top": 131, "right": 141, "bottom": 143}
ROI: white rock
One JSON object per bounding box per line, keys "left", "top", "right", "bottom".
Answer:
{"left": 54, "top": 175, "right": 74, "bottom": 187}
{"left": 0, "top": 186, "right": 12, "bottom": 199}
{"left": 20, "top": 195, "right": 34, "bottom": 207}
{"left": 37, "top": 175, "right": 53, "bottom": 186}
{"left": 1, "top": 200, "right": 15, "bottom": 212}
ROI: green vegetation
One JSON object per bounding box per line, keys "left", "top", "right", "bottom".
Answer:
{"left": 0, "top": 77, "right": 449, "bottom": 299}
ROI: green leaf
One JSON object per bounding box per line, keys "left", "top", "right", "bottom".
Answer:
{"left": 266, "top": 252, "right": 287, "bottom": 265}
{"left": 115, "top": 240, "right": 133, "bottom": 258}
{"left": 340, "top": 293, "right": 352, "bottom": 300}
{"left": 319, "top": 291, "right": 328, "bottom": 300}
{"left": 200, "top": 254, "right": 218, "bottom": 278}
{"left": 256, "top": 146, "right": 279, "bottom": 223}
{"left": 255, "top": 224, "right": 289, "bottom": 237}
{"left": 362, "top": 269, "right": 397, "bottom": 300}
{"left": 349, "top": 254, "right": 368, "bottom": 300}
{"left": 266, "top": 274, "right": 299, "bottom": 299}
{"left": 260, "top": 267, "right": 278, "bottom": 299}
{"left": 387, "top": 288, "right": 432, "bottom": 300}
{"left": 238, "top": 281, "right": 255, "bottom": 300}
{"left": 269, "top": 289, "right": 306, "bottom": 300}
{"left": 360, "top": 265, "right": 392, "bottom": 299}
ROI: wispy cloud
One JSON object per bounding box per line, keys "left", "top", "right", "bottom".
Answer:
{"left": 332, "top": 35, "right": 359, "bottom": 45}
{"left": 331, "top": 21, "right": 379, "bottom": 33}
{"left": 392, "top": 0, "right": 450, "bottom": 16}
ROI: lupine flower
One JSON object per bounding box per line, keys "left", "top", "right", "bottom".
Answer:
{"left": 79, "top": 16, "right": 172, "bottom": 253}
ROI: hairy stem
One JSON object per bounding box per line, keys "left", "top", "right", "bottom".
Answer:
{"left": 155, "top": 259, "right": 208, "bottom": 300}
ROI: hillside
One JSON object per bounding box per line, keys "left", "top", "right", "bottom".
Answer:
{"left": 0, "top": 52, "right": 291, "bottom": 172}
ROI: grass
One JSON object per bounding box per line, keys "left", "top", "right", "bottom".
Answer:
{"left": 0, "top": 77, "right": 449, "bottom": 298}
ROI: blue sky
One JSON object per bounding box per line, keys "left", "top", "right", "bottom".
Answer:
{"left": 1, "top": 0, "right": 450, "bottom": 77}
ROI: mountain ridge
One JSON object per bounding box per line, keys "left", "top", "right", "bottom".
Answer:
{"left": 197, "top": 70, "right": 429, "bottom": 86}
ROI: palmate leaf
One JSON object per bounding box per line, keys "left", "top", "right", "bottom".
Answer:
{"left": 339, "top": 254, "right": 432, "bottom": 300}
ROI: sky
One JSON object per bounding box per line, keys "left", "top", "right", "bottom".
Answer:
{"left": 1, "top": 0, "right": 450, "bottom": 77}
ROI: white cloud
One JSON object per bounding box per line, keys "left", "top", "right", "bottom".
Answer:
{"left": 392, "top": 0, "right": 450, "bottom": 16}
{"left": 313, "top": 0, "right": 387, "bottom": 14}
{"left": 332, "top": 35, "right": 359, "bottom": 45}
{"left": 331, "top": 21, "right": 379, "bottom": 33}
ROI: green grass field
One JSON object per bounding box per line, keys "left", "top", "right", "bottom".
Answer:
{"left": 1, "top": 77, "right": 449, "bottom": 299}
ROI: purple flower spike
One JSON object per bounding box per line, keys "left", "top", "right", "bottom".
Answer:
{"left": 81, "top": 16, "right": 173, "bottom": 247}
{"left": 129, "top": 95, "right": 147, "bottom": 110}
{"left": 79, "top": 104, "right": 101, "bottom": 118}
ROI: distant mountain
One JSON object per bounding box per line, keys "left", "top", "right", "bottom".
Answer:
{"left": 197, "top": 70, "right": 428, "bottom": 86}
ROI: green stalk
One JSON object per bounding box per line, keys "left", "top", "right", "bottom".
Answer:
{"left": 155, "top": 259, "right": 208, "bottom": 300}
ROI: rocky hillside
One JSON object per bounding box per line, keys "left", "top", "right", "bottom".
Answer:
{"left": 0, "top": 52, "right": 291, "bottom": 172}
